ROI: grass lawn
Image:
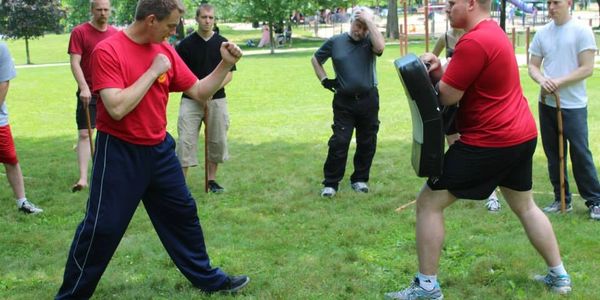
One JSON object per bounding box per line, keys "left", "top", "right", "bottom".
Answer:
{"left": 1, "top": 32, "right": 600, "bottom": 299}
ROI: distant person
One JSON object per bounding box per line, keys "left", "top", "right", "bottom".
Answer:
{"left": 385, "top": 0, "right": 571, "bottom": 297}
{"left": 55, "top": 0, "right": 248, "bottom": 298}
{"left": 0, "top": 42, "right": 43, "bottom": 215}
{"left": 68, "top": 0, "right": 118, "bottom": 192}
{"left": 529, "top": 0, "right": 600, "bottom": 220}
{"left": 311, "top": 7, "right": 385, "bottom": 198}
{"left": 213, "top": 22, "right": 220, "bottom": 35}
{"left": 257, "top": 22, "right": 270, "bottom": 48}
{"left": 432, "top": 26, "right": 501, "bottom": 212}
{"left": 168, "top": 17, "right": 185, "bottom": 46}
{"left": 431, "top": 27, "right": 464, "bottom": 59}
{"left": 176, "top": 3, "right": 236, "bottom": 193}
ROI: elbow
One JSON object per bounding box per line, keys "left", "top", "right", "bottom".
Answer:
{"left": 104, "top": 105, "right": 126, "bottom": 121}
{"left": 107, "top": 110, "right": 125, "bottom": 121}
{"left": 583, "top": 66, "right": 594, "bottom": 79}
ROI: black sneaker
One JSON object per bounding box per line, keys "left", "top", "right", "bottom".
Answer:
{"left": 208, "top": 180, "right": 225, "bottom": 193}
{"left": 215, "top": 275, "right": 249, "bottom": 294}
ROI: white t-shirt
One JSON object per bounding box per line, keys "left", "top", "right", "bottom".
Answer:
{"left": 529, "top": 19, "right": 597, "bottom": 109}
{"left": 0, "top": 42, "right": 17, "bottom": 126}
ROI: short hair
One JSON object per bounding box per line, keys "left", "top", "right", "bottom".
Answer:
{"left": 135, "top": 0, "right": 185, "bottom": 21}
{"left": 350, "top": 6, "right": 375, "bottom": 23}
{"left": 196, "top": 3, "right": 214, "bottom": 17}
{"left": 90, "top": 0, "right": 110, "bottom": 10}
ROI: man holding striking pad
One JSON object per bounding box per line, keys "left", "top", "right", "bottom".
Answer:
{"left": 385, "top": 0, "right": 570, "bottom": 298}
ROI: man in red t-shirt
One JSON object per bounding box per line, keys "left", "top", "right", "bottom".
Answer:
{"left": 67, "top": 0, "right": 118, "bottom": 192}
{"left": 384, "top": 0, "right": 570, "bottom": 298}
{"left": 56, "top": 1, "right": 248, "bottom": 298}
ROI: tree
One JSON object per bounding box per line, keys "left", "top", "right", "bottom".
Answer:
{"left": 63, "top": 0, "right": 90, "bottom": 30}
{"left": 112, "top": 0, "right": 137, "bottom": 25}
{"left": 0, "top": 0, "right": 66, "bottom": 64}
{"left": 386, "top": 0, "right": 399, "bottom": 39}
{"left": 230, "top": 0, "right": 305, "bottom": 54}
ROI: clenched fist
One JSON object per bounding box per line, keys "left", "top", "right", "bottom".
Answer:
{"left": 220, "top": 42, "right": 243, "bottom": 66}
{"left": 150, "top": 53, "right": 172, "bottom": 77}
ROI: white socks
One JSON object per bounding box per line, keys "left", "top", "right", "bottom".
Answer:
{"left": 417, "top": 272, "right": 438, "bottom": 291}
{"left": 549, "top": 263, "right": 568, "bottom": 276}
{"left": 16, "top": 198, "right": 26, "bottom": 207}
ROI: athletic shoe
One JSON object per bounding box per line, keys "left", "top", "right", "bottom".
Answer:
{"left": 321, "top": 187, "right": 336, "bottom": 198}
{"left": 534, "top": 273, "right": 571, "bottom": 294}
{"left": 485, "top": 197, "right": 501, "bottom": 212}
{"left": 384, "top": 277, "right": 444, "bottom": 300}
{"left": 215, "top": 275, "right": 250, "bottom": 294}
{"left": 18, "top": 200, "right": 43, "bottom": 214}
{"left": 351, "top": 182, "right": 369, "bottom": 193}
{"left": 589, "top": 205, "right": 600, "bottom": 220}
{"left": 542, "top": 201, "right": 573, "bottom": 213}
{"left": 208, "top": 180, "right": 225, "bottom": 193}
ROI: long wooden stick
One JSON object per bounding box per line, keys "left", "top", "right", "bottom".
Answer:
{"left": 84, "top": 105, "right": 94, "bottom": 157}
{"left": 204, "top": 100, "right": 209, "bottom": 193}
{"left": 553, "top": 92, "right": 566, "bottom": 213}
{"left": 395, "top": 200, "right": 417, "bottom": 212}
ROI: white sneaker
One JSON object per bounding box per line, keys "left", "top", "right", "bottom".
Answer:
{"left": 19, "top": 200, "right": 43, "bottom": 214}
{"left": 321, "top": 187, "right": 336, "bottom": 198}
{"left": 485, "top": 197, "right": 501, "bottom": 212}
{"left": 350, "top": 182, "right": 369, "bottom": 193}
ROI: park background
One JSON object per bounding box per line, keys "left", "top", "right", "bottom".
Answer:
{"left": 1, "top": 0, "right": 600, "bottom": 299}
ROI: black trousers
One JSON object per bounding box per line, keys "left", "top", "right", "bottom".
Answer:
{"left": 322, "top": 88, "right": 380, "bottom": 189}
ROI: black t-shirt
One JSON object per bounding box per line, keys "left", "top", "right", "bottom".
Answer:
{"left": 313, "top": 33, "right": 380, "bottom": 95}
{"left": 176, "top": 32, "right": 236, "bottom": 99}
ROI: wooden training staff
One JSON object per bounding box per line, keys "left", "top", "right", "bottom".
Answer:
{"left": 84, "top": 105, "right": 94, "bottom": 157}
{"left": 204, "top": 100, "right": 209, "bottom": 193}
{"left": 553, "top": 91, "right": 567, "bottom": 213}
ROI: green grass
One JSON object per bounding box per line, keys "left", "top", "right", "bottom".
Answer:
{"left": 1, "top": 37, "right": 600, "bottom": 299}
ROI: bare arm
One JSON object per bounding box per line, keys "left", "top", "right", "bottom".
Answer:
{"left": 553, "top": 50, "right": 595, "bottom": 87}
{"left": 99, "top": 54, "right": 171, "bottom": 121}
{"left": 0, "top": 81, "right": 9, "bottom": 108}
{"left": 420, "top": 52, "right": 463, "bottom": 106}
{"left": 529, "top": 50, "right": 595, "bottom": 94}
{"left": 207, "top": 72, "right": 233, "bottom": 101}
{"left": 528, "top": 54, "right": 552, "bottom": 95}
{"left": 70, "top": 54, "right": 91, "bottom": 106}
{"left": 311, "top": 56, "right": 328, "bottom": 81}
{"left": 432, "top": 35, "right": 446, "bottom": 57}
{"left": 221, "top": 71, "right": 233, "bottom": 89}
{"left": 355, "top": 11, "right": 385, "bottom": 54}
{"left": 184, "top": 42, "right": 242, "bottom": 102}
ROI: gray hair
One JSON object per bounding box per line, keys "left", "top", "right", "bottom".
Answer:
{"left": 350, "top": 6, "right": 375, "bottom": 23}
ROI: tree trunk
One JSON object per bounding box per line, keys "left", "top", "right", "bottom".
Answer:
{"left": 25, "top": 37, "right": 31, "bottom": 65}
{"left": 268, "top": 22, "right": 275, "bottom": 54}
{"left": 386, "top": 0, "right": 399, "bottom": 39}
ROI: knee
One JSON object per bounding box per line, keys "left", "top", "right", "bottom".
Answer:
{"left": 357, "top": 122, "right": 380, "bottom": 145}
{"left": 328, "top": 124, "right": 352, "bottom": 149}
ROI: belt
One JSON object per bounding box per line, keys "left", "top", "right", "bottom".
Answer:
{"left": 337, "top": 87, "right": 376, "bottom": 100}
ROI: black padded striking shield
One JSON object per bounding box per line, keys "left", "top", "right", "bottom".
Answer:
{"left": 394, "top": 54, "right": 444, "bottom": 177}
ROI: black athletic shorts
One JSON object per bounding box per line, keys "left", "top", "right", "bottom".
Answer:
{"left": 427, "top": 138, "right": 537, "bottom": 200}
{"left": 75, "top": 91, "right": 97, "bottom": 130}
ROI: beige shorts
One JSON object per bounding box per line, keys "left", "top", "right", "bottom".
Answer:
{"left": 176, "top": 96, "right": 229, "bottom": 167}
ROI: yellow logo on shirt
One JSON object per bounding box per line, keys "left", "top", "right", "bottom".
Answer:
{"left": 158, "top": 73, "right": 167, "bottom": 83}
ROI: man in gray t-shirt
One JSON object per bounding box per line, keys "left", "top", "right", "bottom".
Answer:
{"left": 528, "top": 0, "right": 600, "bottom": 220}
{"left": 311, "top": 7, "right": 384, "bottom": 198}
{"left": 0, "top": 42, "right": 43, "bottom": 214}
